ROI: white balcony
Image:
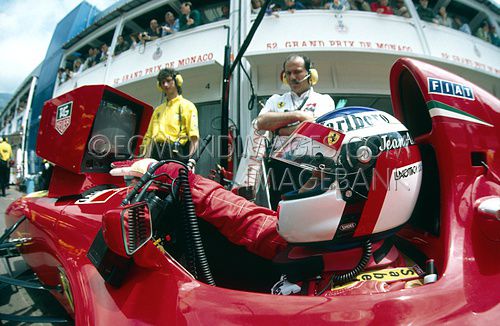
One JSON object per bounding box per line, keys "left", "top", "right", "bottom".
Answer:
{"left": 55, "top": 10, "right": 500, "bottom": 102}
{"left": 55, "top": 22, "right": 227, "bottom": 104}
{"left": 245, "top": 10, "right": 500, "bottom": 97}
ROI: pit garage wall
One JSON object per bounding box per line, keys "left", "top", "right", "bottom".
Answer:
{"left": 192, "top": 101, "right": 223, "bottom": 177}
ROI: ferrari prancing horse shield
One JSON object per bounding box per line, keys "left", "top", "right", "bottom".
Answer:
{"left": 55, "top": 101, "right": 73, "bottom": 135}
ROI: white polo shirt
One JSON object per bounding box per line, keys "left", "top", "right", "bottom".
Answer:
{"left": 257, "top": 88, "right": 335, "bottom": 149}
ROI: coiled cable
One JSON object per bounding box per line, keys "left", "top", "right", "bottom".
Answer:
{"left": 178, "top": 166, "right": 215, "bottom": 286}
{"left": 317, "top": 240, "right": 372, "bottom": 295}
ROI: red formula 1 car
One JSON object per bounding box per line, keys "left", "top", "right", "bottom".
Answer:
{"left": 1, "top": 58, "right": 499, "bottom": 324}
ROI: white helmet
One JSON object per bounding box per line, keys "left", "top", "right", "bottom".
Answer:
{"left": 272, "top": 107, "right": 422, "bottom": 247}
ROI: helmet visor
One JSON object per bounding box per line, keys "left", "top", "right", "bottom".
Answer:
{"left": 272, "top": 122, "right": 345, "bottom": 173}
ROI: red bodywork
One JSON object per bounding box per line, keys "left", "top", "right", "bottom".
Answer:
{"left": 4, "top": 59, "right": 500, "bottom": 324}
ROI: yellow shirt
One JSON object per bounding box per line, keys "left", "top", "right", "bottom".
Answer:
{"left": 0, "top": 141, "right": 12, "bottom": 161}
{"left": 143, "top": 95, "right": 199, "bottom": 149}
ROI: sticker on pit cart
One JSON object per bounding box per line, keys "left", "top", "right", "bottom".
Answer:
{"left": 55, "top": 101, "right": 73, "bottom": 135}
{"left": 428, "top": 78, "right": 474, "bottom": 100}
{"left": 75, "top": 188, "right": 123, "bottom": 204}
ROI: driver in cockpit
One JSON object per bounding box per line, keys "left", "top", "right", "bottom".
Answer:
{"left": 111, "top": 107, "right": 428, "bottom": 296}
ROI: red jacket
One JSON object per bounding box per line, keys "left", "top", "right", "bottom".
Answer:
{"left": 158, "top": 163, "right": 287, "bottom": 260}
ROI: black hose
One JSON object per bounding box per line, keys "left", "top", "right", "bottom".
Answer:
{"left": 317, "top": 240, "right": 372, "bottom": 295}
{"left": 0, "top": 216, "right": 27, "bottom": 243}
{"left": 178, "top": 167, "right": 215, "bottom": 286}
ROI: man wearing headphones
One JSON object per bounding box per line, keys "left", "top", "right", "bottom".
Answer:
{"left": 255, "top": 54, "right": 334, "bottom": 147}
{"left": 254, "top": 54, "right": 335, "bottom": 208}
{"left": 142, "top": 68, "right": 199, "bottom": 161}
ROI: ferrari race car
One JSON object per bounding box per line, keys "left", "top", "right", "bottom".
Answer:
{"left": 1, "top": 58, "right": 499, "bottom": 324}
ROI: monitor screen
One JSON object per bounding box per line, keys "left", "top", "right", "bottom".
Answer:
{"left": 90, "top": 101, "right": 137, "bottom": 156}
{"left": 82, "top": 91, "right": 143, "bottom": 172}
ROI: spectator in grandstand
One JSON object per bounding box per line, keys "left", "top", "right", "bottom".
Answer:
{"left": 217, "top": 4, "right": 230, "bottom": 20}
{"left": 435, "top": 6, "right": 452, "bottom": 28}
{"left": 64, "top": 67, "right": 73, "bottom": 81}
{"left": 283, "top": 0, "right": 306, "bottom": 12}
{"left": 251, "top": 0, "right": 263, "bottom": 14}
{"left": 393, "top": 0, "right": 410, "bottom": 18}
{"left": 489, "top": 24, "right": 500, "bottom": 46}
{"left": 139, "top": 19, "right": 162, "bottom": 43}
{"left": 114, "top": 35, "right": 130, "bottom": 56}
{"left": 416, "top": 0, "right": 438, "bottom": 23}
{"left": 324, "top": 0, "right": 349, "bottom": 11}
{"left": 161, "top": 11, "right": 180, "bottom": 36}
{"left": 94, "top": 47, "right": 103, "bottom": 63}
{"left": 349, "top": 0, "right": 370, "bottom": 12}
{"left": 129, "top": 32, "right": 139, "bottom": 49}
{"left": 475, "top": 21, "right": 492, "bottom": 43}
{"left": 269, "top": 2, "right": 282, "bottom": 15}
{"left": 18, "top": 101, "right": 26, "bottom": 112}
{"left": 491, "top": 26, "right": 500, "bottom": 46}
{"left": 370, "top": 0, "right": 393, "bottom": 15}
{"left": 99, "top": 43, "right": 110, "bottom": 63}
{"left": 179, "top": 2, "right": 203, "bottom": 31}
{"left": 307, "top": 0, "right": 325, "bottom": 9}
{"left": 452, "top": 16, "right": 471, "bottom": 35}
{"left": 57, "top": 68, "right": 65, "bottom": 85}
{"left": 265, "top": 2, "right": 282, "bottom": 17}
{"left": 83, "top": 47, "right": 98, "bottom": 70}
{"left": 73, "top": 59, "right": 84, "bottom": 75}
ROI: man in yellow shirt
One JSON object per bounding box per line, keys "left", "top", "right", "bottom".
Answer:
{"left": 142, "top": 68, "right": 199, "bottom": 161}
{"left": 0, "top": 137, "right": 12, "bottom": 196}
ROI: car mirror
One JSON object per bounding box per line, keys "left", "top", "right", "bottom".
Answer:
{"left": 102, "top": 201, "right": 153, "bottom": 257}
{"left": 476, "top": 196, "right": 500, "bottom": 221}
{"left": 474, "top": 196, "right": 500, "bottom": 242}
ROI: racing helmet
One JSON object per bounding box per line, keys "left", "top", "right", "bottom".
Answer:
{"left": 272, "top": 107, "right": 422, "bottom": 247}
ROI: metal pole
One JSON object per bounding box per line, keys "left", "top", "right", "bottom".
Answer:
{"left": 219, "top": 0, "right": 271, "bottom": 169}
{"left": 220, "top": 28, "right": 231, "bottom": 169}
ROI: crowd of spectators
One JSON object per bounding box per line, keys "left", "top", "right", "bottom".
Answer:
{"left": 256, "top": 0, "right": 499, "bottom": 47}
{"left": 58, "top": 1, "right": 212, "bottom": 85}
{"left": 135, "top": 1, "right": 212, "bottom": 44}
{"left": 118, "top": 2, "right": 220, "bottom": 48}
{"left": 57, "top": 43, "right": 111, "bottom": 84}
{"left": 414, "top": 0, "right": 498, "bottom": 46}
{"left": 58, "top": 0, "right": 499, "bottom": 85}
{"left": 252, "top": 0, "right": 404, "bottom": 12}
